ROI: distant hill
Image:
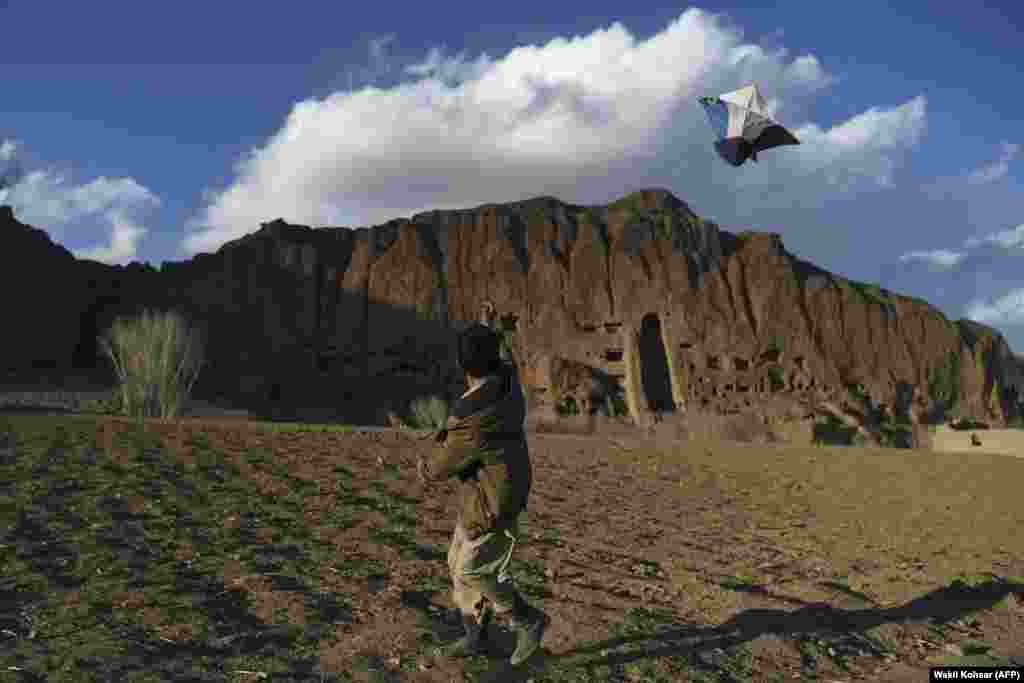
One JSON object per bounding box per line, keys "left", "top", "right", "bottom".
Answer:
{"left": 3, "top": 190, "right": 1022, "bottom": 426}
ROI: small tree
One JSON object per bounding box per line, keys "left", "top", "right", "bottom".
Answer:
{"left": 99, "top": 309, "right": 205, "bottom": 419}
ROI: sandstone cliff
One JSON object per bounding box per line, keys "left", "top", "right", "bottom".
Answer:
{"left": 3, "top": 190, "right": 1022, "bottom": 427}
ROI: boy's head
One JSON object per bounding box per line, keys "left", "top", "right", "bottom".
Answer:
{"left": 456, "top": 323, "right": 502, "bottom": 379}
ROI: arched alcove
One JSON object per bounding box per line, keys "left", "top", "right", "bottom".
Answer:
{"left": 638, "top": 313, "right": 675, "bottom": 412}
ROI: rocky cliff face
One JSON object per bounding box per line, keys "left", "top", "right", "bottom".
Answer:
{"left": 3, "top": 190, "right": 1022, "bottom": 426}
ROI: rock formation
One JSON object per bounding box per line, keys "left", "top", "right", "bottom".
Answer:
{"left": 3, "top": 189, "right": 1023, "bottom": 427}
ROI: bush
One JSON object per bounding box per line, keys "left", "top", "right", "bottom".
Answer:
{"left": 555, "top": 396, "right": 580, "bottom": 417}
{"left": 928, "top": 351, "right": 960, "bottom": 414}
{"left": 877, "top": 420, "right": 913, "bottom": 448}
{"left": 812, "top": 414, "right": 858, "bottom": 446}
{"left": 99, "top": 308, "right": 205, "bottom": 419}
{"left": 607, "top": 392, "right": 628, "bottom": 418}
{"left": 408, "top": 395, "right": 450, "bottom": 429}
{"left": 950, "top": 417, "right": 988, "bottom": 431}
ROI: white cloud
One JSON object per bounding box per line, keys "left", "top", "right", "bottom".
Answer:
{"left": 967, "top": 288, "right": 1024, "bottom": 325}
{"left": 6, "top": 172, "right": 157, "bottom": 225}
{"left": 0, "top": 139, "right": 16, "bottom": 161}
{"left": 968, "top": 141, "right": 1019, "bottom": 185}
{"left": 0, "top": 144, "right": 159, "bottom": 265}
{"left": 403, "top": 46, "right": 493, "bottom": 83}
{"left": 785, "top": 54, "right": 831, "bottom": 89}
{"left": 185, "top": 8, "right": 927, "bottom": 254}
{"left": 964, "top": 223, "right": 1024, "bottom": 250}
{"left": 899, "top": 248, "right": 965, "bottom": 268}
{"left": 787, "top": 96, "right": 926, "bottom": 188}
{"left": 73, "top": 209, "right": 148, "bottom": 264}
{"left": 0, "top": 139, "right": 23, "bottom": 190}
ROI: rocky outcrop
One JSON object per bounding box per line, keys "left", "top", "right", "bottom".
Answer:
{"left": 0, "top": 206, "right": 121, "bottom": 376}
{"left": 3, "top": 189, "right": 1022, "bottom": 426}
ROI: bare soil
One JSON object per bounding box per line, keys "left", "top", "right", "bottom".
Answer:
{"left": 930, "top": 425, "right": 1024, "bottom": 459}
{"left": 2, "top": 412, "right": 1023, "bottom": 682}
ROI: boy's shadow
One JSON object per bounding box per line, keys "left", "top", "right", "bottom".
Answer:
{"left": 403, "top": 576, "right": 1024, "bottom": 680}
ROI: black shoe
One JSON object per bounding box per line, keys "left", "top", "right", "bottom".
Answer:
{"left": 508, "top": 598, "right": 548, "bottom": 665}
{"left": 437, "top": 607, "right": 491, "bottom": 658}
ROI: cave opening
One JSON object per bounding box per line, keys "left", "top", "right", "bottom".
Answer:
{"left": 638, "top": 313, "right": 675, "bottom": 412}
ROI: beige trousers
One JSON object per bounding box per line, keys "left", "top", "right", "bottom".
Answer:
{"left": 447, "top": 521, "right": 519, "bottom": 619}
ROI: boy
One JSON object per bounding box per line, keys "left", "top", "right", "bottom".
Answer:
{"left": 417, "top": 323, "right": 548, "bottom": 665}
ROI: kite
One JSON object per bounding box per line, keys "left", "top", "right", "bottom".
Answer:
{"left": 698, "top": 84, "right": 800, "bottom": 167}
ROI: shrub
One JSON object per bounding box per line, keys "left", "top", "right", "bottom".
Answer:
{"left": 928, "top": 350, "right": 960, "bottom": 414}
{"left": 812, "top": 414, "right": 857, "bottom": 446}
{"left": 494, "top": 319, "right": 516, "bottom": 361}
{"left": 607, "top": 391, "right": 628, "bottom": 417}
{"left": 877, "top": 420, "right": 913, "bottom": 448}
{"left": 408, "top": 395, "right": 450, "bottom": 429}
{"left": 655, "top": 213, "right": 673, "bottom": 241}
{"left": 846, "top": 382, "right": 867, "bottom": 402}
{"left": 99, "top": 308, "right": 205, "bottom": 419}
{"left": 555, "top": 396, "right": 580, "bottom": 416}
{"left": 950, "top": 417, "right": 988, "bottom": 431}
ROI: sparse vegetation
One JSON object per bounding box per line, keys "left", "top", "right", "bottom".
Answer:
{"left": 719, "top": 573, "right": 756, "bottom": 590}
{"left": 928, "top": 350, "right": 961, "bottom": 414}
{"left": 408, "top": 394, "right": 449, "bottom": 429}
{"left": 525, "top": 203, "right": 549, "bottom": 225}
{"left": 606, "top": 390, "right": 628, "bottom": 417}
{"left": 494, "top": 316, "right": 515, "bottom": 360}
{"left": 98, "top": 308, "right": 205, "bottom": 419}
{"left": 2, "top": 413, "right": 1024, "bottom": 681}
{"left": 847, "top": 278, "right": 891, "bottom": 307}
{"left": 949, "top": 417, "right": 988, "bottom": 431}
{"left": 767, "top": 365, "right": 785, "bottom": 390}
{"left": 813, "top": 413, "right": 858, "bottom": 446}
{"left": 609, "top": 194, "right": 644, "bottom": 215}
{"left": 556, "top": 395, "right": 580, "bottom": 416}
{"left": 877, "top": 417, "right": 914, "bottom": 448}
{"left": 655, "top": 212, "right": 673, "bottom": 240}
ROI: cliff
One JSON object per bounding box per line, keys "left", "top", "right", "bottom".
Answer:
{"left": 3, "top": 190, "right": 1022, "bottom": 427}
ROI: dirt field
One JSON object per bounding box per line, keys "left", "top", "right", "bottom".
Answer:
{"left": 2, "top": 413, "right": 1023, "bottom": 682}
{"left": 930, "top": 425, "right": 1024, "bottom": 458}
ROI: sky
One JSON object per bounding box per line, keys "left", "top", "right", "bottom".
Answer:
{"left": 1, "top": 1, "right": 1022, "bottom": 351}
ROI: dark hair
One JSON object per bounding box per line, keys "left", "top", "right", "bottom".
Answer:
{"left": 456, "top": 323, "right": 502, "bottom": 379}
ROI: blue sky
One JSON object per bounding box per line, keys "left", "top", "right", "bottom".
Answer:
{"left": 1, "top": 1, "right": 1022, "bottom": 351}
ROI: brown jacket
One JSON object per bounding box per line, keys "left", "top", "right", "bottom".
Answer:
{"left": 422, "top": 363, "right": 531, "bottom": 539}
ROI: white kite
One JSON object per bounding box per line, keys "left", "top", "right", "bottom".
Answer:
{"left": 698, "top": 84, "right": 800, "bottom": 166}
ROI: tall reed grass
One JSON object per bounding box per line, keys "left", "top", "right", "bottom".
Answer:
{"left": 408, "top": 395, "right": 449, "bottom": 429}
{"left": 99, "top": 309, "right": 205, "bottom": 419}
